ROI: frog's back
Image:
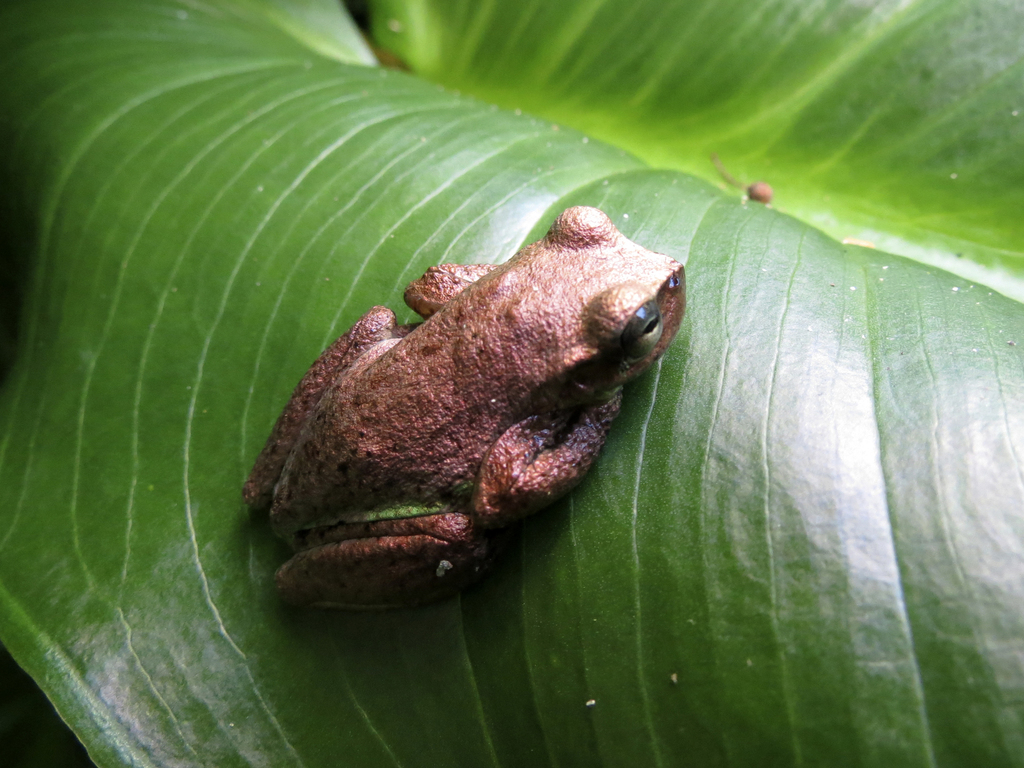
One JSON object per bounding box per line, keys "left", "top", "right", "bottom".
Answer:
{"left": 269, "top": 312, "right": 523, "bottom": 533}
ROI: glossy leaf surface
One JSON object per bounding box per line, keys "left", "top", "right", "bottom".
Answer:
{"left": 373, "top": 0, "right": 1024, "bottom": 300}
{"left": 0, "top": 2, "right": 1021, "bottom": 767}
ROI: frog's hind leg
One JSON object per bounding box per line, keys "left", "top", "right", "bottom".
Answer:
{"left": 275, "top": 513, "right": 506, "bottom": 608}
{"left": 472, "top": 392, "right": 623, "bottom": 528}
{"left": 243, "top": 306, "right": 404, "bottom": 510}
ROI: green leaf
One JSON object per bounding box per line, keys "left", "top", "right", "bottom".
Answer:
{"left": 0, "top": 2, "right": 1021, "bottom": 767}
{"left": 372, "top": 0, "right": 1024, "bottom": 302}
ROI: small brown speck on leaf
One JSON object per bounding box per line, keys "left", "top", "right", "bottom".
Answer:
{"left": 711, "top": 153, "right": 773, "bottom": 204}
{"left": 746, "top": 181, "right": 773, "bottom": 204}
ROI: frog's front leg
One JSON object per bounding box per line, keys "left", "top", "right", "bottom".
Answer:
{"left": 243, "top": 306, "right": 408, "bottom": 510}
{"left": 404, "top": 263, "right": 497, "bottom": 319}
{"left": 472, "top": 392, "right": 623, "bottom": 529}
{"left": 275, "top": 513, "right": 506, "bottom": 608}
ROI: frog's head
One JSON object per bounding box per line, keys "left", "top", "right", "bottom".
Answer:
{"left": 514, "top": 206, "right": 686, "bottom": 406}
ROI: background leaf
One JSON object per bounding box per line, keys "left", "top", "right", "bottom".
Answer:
{"left": 0, "top": 1, "right": 1021, "bottom": 767}
{"left": 371, "top": 0, "right": 1024, "bottom": 302}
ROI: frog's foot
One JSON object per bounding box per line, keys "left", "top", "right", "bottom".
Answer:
{"left": 472, "top": 392, "right": 623, "bottom": 529}
{"left": 275, "top": 513, "right": 506, "bottom": 609}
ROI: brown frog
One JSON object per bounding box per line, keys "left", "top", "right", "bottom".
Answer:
{"left": 243, "top": 206, "right": 685, "bottom": 608}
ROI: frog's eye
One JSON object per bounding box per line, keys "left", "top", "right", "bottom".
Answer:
{"left": 621, "top": 300, "right": 662, "bottom": 362}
